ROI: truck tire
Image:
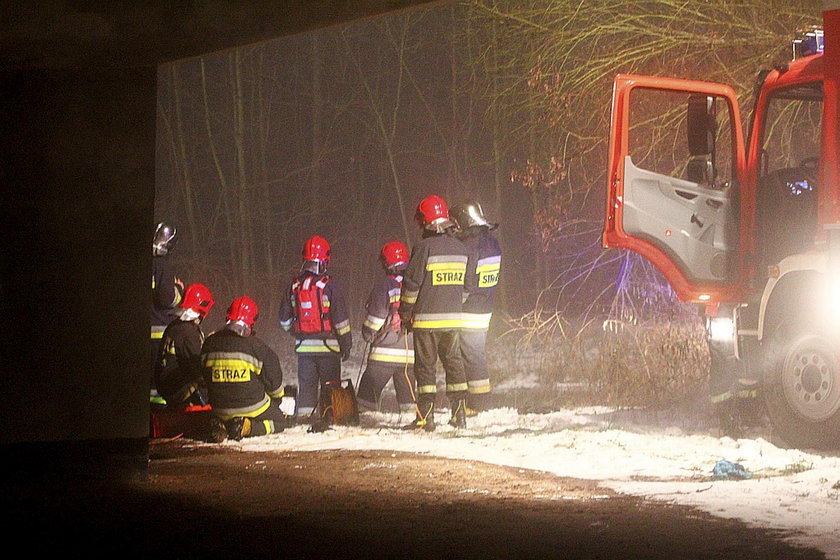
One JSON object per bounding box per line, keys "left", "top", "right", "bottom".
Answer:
{"left": 764, "top": 316, "right": 840, "bottom": 449}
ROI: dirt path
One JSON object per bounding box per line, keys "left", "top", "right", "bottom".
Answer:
{"left": 3, "top": 439, "right": 825, "bottom": 558}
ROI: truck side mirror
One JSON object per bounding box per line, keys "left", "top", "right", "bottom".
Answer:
{"left": 687, "top": 94, "right": 716, "bottom": 156}
{"left": 685, "top": 94, "right": 717, "bottom": 185}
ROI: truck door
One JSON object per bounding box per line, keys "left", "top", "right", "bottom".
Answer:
{"left": 603, "top": 75, "right": 748, "bottom": 302}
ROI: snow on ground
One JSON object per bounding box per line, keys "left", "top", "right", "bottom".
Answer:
{"left": 207, "top": 405, "right": 840, "bottom": 559}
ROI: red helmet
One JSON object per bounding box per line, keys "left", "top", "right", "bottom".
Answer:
{"left": 227, "top": 296, "right": 259, "bottom": 327}
{"left": 180, "top": 283, "right": 215, "bottom": 318}
{"left": 415, "top": 195, "right": 450, "bottom": 227}
{"left": 381, "top": 240, "right": 409, "bottom": 270}
{"left": 303, "top": 235, "right": 331, "bottom": 263}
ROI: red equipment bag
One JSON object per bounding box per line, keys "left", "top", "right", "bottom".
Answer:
{"left": 292, "top": 275, "right": 333, "bottom": 334}
{"left": 150, "top": 404, "right": 213, "bottom": 440}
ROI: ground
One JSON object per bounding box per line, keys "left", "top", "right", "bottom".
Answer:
{"left": 6, "top": 438, "right": 823, "bottom": 559}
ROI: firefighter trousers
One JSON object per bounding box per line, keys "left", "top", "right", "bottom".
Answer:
{"left": 412, "top": 329, "right": 467, "bottom": 403}
{"left": 460, "top": 329, "right": 491, "bottom": 410}
{"left": 357, "top": 360, "right": 416, "bottom": 412}
{"left": 296, "top": 353, "right": 341, "bottom": 417}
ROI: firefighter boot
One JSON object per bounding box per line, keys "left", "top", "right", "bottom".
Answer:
{"left": 449, "top": 398, "right": 467, "bottom": 429}
{"left": 465, "top": 393, "right": 487, "bottom": 417}
{"left": 208, "top": 416, "right": 228, "bottom": 443}
{"left": 403, "top": 396, "right": 435, "bottom": 432}
{"left": 227, "top": 417, "right": 252, "bottom": 441}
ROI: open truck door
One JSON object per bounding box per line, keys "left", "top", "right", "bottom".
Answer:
{"left": 603, "top": 75, "right": 749, "bottom": 303}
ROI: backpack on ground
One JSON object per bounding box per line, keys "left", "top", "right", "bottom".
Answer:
{"left": 308, "top": 379, "right": 360, "bottom": 433}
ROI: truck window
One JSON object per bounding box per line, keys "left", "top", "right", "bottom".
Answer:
{"left": 760, "top": 83, "right": 823, "bottom": 175}
{"left": 756, "top": 82, "right": 822, "bottom": 266}
{"left": 629, "top": 88, "right": 735, "bottom": 190}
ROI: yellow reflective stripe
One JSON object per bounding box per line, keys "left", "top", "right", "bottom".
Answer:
{"left": 476, "top": 261, "right": 500, "bottom": 288}
{"left": 296, "top": 339, "right": 340, "bottom": 353}
{"left": 467, "top": 379, "right": 491, "bottom": 394}
{"left": 151, "top": 331, "right": 164, "bottom": 340}
{"left": 369, "top": 347, "right": 414, "bottom": 364}
{"left": 364, "top": 315, "right": 386, "bottom": 330}
{"left": 426, "top": 261, "right": 467, "bottom": 271}
{"left": 297, "top": 346, "right": 337, "bottom": 353}
{"left": 413, "top": 313, "right": 464, "bottom": 329}
{"left": 388, "top": 295, "right": 400, "bottom": 304}
{"left": 461, "top": 313, "right": 492, "bottom": 330}
{"left": 336, "top": 325, "right": 351, "bottom": 336}
{"left": 446, "top": 382, "right": 468, "bottom": 392}
{"left": 476, "top": 255, "right": 501, "bottom": 267}
{"left": 204, "top": 351, "right": 263, "bottom": 370}
{"left": 427, "top": 254, "right": 468, "bottom": 265}
{"left": 417, "top": 384, "right": 437, "bottom": 394}
{"left": 215, "top": 395, "right": 271, "bottom": 420}
{"left": 267, "top": 386, "right": 285, "bottom": 399}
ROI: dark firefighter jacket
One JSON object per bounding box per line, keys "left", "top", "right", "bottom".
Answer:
{"left": 278, "top": 272, "right": 352, "bottom": 355}
{"left": 362, "top": 272, "right": 414, "bottom": 364}
{"left": 151, "top": 255, "right": 182, "bottom": 340}
{"left": 458, "top": 226, "right": 502, "bottom": 331}
{"left": 201, "top": 326, "right": 284, "bottom": 419}
{"left": 155, "top": 318, "right": 205, "bottom": 403}
{"left": 400, "top": 230, "right": 474, "bottom": 330}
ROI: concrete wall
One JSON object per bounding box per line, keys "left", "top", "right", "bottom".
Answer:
{"left": 0, "top": 0, "right": 437, "bottom": 480}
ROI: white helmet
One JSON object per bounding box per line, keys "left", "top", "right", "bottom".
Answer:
{"left": 153, "top": 222, "right": 177, "bottom": 256}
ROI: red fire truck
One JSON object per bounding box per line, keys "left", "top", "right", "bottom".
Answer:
{"left": 603, "top": 6, "right": 840, "bottom": 448}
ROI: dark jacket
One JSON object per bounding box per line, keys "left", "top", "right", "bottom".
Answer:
{"left": 151, "top": 255, "right": 182, "bottom": 339}
{"left": 400, "top": 230, "right": 474, "bottom": 330}
{"left": 201, "top": 326, "right": 284, "bottom": 418}
{"left": 458, "top": 226, "right": 502, "bottom": 331}
{"left": 363, "top": 272, "right": 413, "bottom": 364}
{"left": 155, "top": 318, "right": 205, "bottom": 404}
{"left": 278, "top": 272, "right": 352, "bottom": 355}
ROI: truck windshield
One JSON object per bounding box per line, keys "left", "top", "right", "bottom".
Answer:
{"left": 761, "top": 82, "right": 823, "bottom": 176}
{"left": 756, "top": 81, "right": 823, "bottom": 266}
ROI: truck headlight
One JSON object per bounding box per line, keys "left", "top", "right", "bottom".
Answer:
{"left": 709, "top": 316, "right": 734, "bottom": 342}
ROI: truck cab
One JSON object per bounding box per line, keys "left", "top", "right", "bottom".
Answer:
{"left": 603, "top": 10, "right": 840, "bottom": 448}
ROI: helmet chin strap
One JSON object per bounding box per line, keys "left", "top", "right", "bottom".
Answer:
{"left": 178, "top": 308, "right": 201, "bottom": 322}
{"left": 225, "top": 320, "right": 252, "bottom": 337}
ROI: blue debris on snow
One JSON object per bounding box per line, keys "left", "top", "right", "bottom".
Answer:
{"left": 713, "top": 459, "right": 753, "bottom": 480}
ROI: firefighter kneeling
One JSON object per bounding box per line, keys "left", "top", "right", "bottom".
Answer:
{"left": 202, "top": 296, "right": 286, "bottom": 442}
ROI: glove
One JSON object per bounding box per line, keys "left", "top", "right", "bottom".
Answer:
{"left": 390, "top": 313, "right": 402, "bottom": 332}
{"left": 341, "top": 346, "right": 351, "bottom": 362}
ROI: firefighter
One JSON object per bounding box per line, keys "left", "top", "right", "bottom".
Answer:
{"left": 202, "top": 296, "right": 286, "bottom": 442}
{"left": 451, "top": 200, "right": 502, "bottom": 415}
{"left": 278, "top": 236, "right": 353, "bottom": 422}
{"left": 357, "top": 240, "right": 416, "bottom": 415}
{"left": 151, "top": 221, "right": 184, "bottom": 405}
{"left": 154, "top": 283, "right": 215, "bottom": 407}
{"left": 400, "top": 195, "right": 474, "bottom": 431}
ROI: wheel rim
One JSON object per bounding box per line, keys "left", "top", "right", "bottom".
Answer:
{"left": 781, "top": 334, "right": 840, "bottom": 422}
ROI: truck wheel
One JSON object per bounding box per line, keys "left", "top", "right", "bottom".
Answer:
{"left": 764, "top": 317, "right": 840, "bottom": 449}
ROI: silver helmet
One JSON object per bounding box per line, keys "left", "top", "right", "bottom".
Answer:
{"left": 153, "top": 222, "right": 177, "bottom": 256}
{"left": 451, "top": 201, "right": 497, "bottom": 230}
